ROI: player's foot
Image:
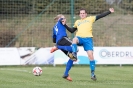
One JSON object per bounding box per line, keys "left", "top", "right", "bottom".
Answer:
{"left": 67, "top": 52, "right": 77, "bottom": 61}
{"left": 91, "top": 73, "right": 97, "bottom": 81}
{"left": 50, "top": 46, "right": 58, "bottom": 53}
{"left": 72, "top": 52, "right": 77, "bottom": 60}
{"left": 62, "top": 74, "right": 72, "bottom": 81}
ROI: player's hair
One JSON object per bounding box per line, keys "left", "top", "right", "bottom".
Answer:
{"left": 79, "top": 8, "right": 88, "bottom": 14}
{"left": 54, "top": 14, "right": 64, "bottom": 21}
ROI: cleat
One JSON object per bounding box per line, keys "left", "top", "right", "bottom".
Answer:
{"left": 50, "top": 46, "right": 58, "bottom": 53}
{"left": 62, "top": 75, "right": 72, "bottom": 81}
{"left": 67, "top": 52, "right": 77, "bottom": 61}
{"left": 91, "top": 74, "right": 97, "bottom": 81}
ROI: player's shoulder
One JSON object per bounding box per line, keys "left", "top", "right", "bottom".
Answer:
{"left": 56, "top": 20, "right": 64, "bottom": 26}
{"left": 75, "top": 19, "right": 81, "bottom": 24}
{"left": 75, "top": 19, "right": 80, "bottom": 22}
{"left": 87, "top": 16, "right": 96, "bottom": 19}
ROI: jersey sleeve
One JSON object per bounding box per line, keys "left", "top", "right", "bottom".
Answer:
{"left": 89, "top": 16, "right": 96, "bottom": 23}
{"left": 73, "top": 20, "right": 78, "bottom": 28}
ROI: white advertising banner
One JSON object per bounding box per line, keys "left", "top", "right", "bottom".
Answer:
{"left": 54, "top": 47, "right": 133, "bottom": 65}
{"left": 0, "top": 47, "right": 133, "bottom": 65}
{"left": 0, "top": 47, "right": 54, "bottom": 65}
{"left": 18, "top": 47, "right": 54, "bottom": 65}
{"left": 0, "top": 48, "right": 21, "bottom": 65}
{"left": 94, "top": 47, "right": 133, "bottom": 64}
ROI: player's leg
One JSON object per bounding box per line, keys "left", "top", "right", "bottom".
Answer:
{"left": 50, "top": 45, "right": 72, "bottom": 53}
{"left": 87, "top": 50, "right": 96, "bottom": 81}
{"left": 57, "top": 45, "right": 72, "bottom": 52}
{"left": 50, "top": 37, "right": 72, "bottom": 53}
{"left": 63, "top": 59, "right": 73, "bottom": 81}
{"left": 57, "top": 37, "right": 72, "bottom": 52}
{"left": 71, "top": 37, "right": 79, "bottom": 58}
{"left": 83, "top": 37, "right": 97, "bottom": 81}
{"left": 62, "top": 50, "right": 73, "bottom": 81}
{"left": 58, "top": 37, "right": 77, "bottom": 61}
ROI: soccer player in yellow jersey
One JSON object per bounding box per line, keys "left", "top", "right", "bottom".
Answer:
{"left": 63, "top": 8, "right": 114, "bottom": 81}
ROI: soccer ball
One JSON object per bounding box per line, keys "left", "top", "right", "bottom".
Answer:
{"left": 32, "top": 66, "right": 42, "bottom": 76}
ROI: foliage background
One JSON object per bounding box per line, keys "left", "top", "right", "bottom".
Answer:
{"left": 0, "top": 0, "right": 133, "bottom": 47}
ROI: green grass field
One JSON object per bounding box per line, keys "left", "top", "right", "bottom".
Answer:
{"left": 0, "top": 66, "right": 133, "bottom": 88}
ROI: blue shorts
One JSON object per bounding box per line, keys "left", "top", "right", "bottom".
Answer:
{"left": 77, "top": 36, "right": 93, "bottom": 51}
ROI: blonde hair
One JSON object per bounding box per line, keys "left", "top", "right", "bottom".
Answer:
{"left": 54, "top": 14, "right": 64, "bottom": 21}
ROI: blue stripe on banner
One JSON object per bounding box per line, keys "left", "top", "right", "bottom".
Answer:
{"left": 77, "top": 56, "right": 97, "bottom": 64}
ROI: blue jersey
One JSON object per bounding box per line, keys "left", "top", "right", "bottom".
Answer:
{"left": 52, "top": 19, "right": 67, "bottom": 43}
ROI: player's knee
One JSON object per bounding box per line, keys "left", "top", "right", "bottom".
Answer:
{"left": 89, "top": 55, "right": 94, "bottom": 60}
{"left": 72, "top": 37, "right": 78, "bottom": 44}
{"left": 87, "top": 51, "right": 94, "bottom": 60}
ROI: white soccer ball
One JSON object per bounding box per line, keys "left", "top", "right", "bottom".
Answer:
{"left": 32, "top": 66, "right": 42, "bottom": 76}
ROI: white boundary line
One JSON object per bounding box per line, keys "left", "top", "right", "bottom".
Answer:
{"left": 0, "top": 68, "right": 32, "bottom": 73}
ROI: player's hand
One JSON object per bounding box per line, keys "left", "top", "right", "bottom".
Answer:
{"left": 61, "top": 18, "right": 66, "bottom": 25}
{"left": 109, "top": 8, "right": 114, "bottom": 13}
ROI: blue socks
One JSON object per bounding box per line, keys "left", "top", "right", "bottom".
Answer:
{"left": 57, "top": 44, "right": 77, "bottom": 53}
{"left": 64, "top": 59, "right": 73, "bottom": 76}
{"left": 90, "top": 60, "right": 95, "bottom": 74}
{"left": 57, "top": 45, "right": 73, "bottom": 52}
{"left": 57, "top": 44, "right": 78, "bottom": 53}
{"left": 72, "top": 44, "right": 77, "bottom": 53}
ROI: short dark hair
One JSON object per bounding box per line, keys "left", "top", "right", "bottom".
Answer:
{"left": 79, "top": 8, "right": 88, "bottom": 14}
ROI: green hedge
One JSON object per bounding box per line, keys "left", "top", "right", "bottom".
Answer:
{"left": 0, "top": 0, "right": 32, "bottom": 14}
{"left": 0, "top": 0, "right": 111, "bottom": 14}
{"left": 0, "top": 30, "right": 15, "bottom": 47}
{"left": 74, "top": 0, "right": 110, "bottom": 14}
{"left": 120, "top": 0, "right": 133, "bottom": 14}
{"left": 1, "top": 0, "right": 133, "bottom": 14}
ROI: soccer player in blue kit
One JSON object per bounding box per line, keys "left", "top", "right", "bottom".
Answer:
{"left": 51, "top": 14, "right": 77, "bottom": 81}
